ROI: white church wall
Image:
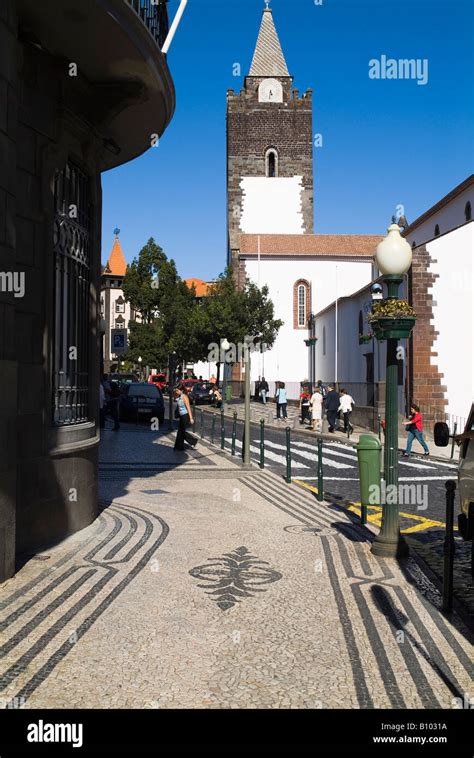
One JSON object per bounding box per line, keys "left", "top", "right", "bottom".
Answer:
{"left": 244, "top": 257, "right": 372, "bottom": 391}
{"left": 240, "top": 177, "right": 305, "bottom": 234}
{"left": 404, "top": 185, "right": 474, "bottom": 248}
{"left": 426, "top": 223, "right": 474, "bottom": 426}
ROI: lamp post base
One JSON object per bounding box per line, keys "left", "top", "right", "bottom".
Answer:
{"left": 371, "top": 533, "right": 409, "bottom": 559}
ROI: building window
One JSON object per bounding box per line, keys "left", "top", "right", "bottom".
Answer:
{"left": 265, "top": 148, "right": 278, "bottom": 178}
{"left": 465, "top": 201, "right": 472, "bottom": 222}
{"left": 115, "top": 315, "right": 125, "bottom": 329}
{"left": 412, "top": 240, "right": 416, "bottom": 249}
{"left": 293, "top": 279, "right": 311, "bottom": 329}
{"left": 52, "top": 162, "right": 91, "bottom": 426}
{"left": 434, "top": 224, "right": 440, "bottom": 236}
{"left": 115, "top": 297, "right": 125, "bottom": 314}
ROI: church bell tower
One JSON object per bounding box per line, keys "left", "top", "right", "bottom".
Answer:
{"left": 227, "top": 2, "right": 314, "bottom": 271}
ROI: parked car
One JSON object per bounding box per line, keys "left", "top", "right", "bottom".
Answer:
{"left": 435, "top": 403, "right": 474, "bottom": 561}
{"left": 189, "top": 382, "right": 214, "bottom": 405}
{"left": 149, "top": 373, "right": 166, "bottom": 390}
{"left": 109, "top": 372, "right": 138, "bottom": 386}
{"left": 120, "top": 382, "right": 165, "bottom": 425}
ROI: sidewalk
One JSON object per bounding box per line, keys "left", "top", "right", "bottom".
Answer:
{"left": 0, "top": 427, "right": 471, "bottom": 709}
{"left": 203, "top": 399, "right": 459, "bottom": 463}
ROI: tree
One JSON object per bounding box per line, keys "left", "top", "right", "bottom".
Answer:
{"left": 122, "top": 238, "right": 166, "bottom": 324}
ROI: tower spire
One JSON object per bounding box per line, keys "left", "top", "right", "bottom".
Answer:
{"left": 249, "top": 4, "right": 290, "bottom": 77}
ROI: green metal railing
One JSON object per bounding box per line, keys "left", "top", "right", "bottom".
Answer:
{"left": 259, "top": 419, "right": 265, "bottom": 469}
{"left": 317, "top": 438, "right": 324, "bottom": 502}
{"left": 231, "top": 412, "right": 237, "bottom": 456}
{"left": 285, "top": 427, "right": 291, "bottom": 483}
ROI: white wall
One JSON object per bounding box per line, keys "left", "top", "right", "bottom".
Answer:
{"left": 240, "top": 177, "right": 304, "bottom": 234}
{"left": 405, "top": 185, "right": 474, "bottom": 247}
{"left": 426, "top": 223, "right": 474, "bottom": 425}
{"left": 244, "top": 257, "right": 372, "bottom": 390}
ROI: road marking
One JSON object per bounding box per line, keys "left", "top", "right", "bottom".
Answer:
{"left": 262, "top": 439, "right": 352, "bottom": 469}
{"left": 226, "top": 438, "right": 310, "bottom": 469}
{"left": 322, "top": 442, "right": 439, "bottom": 470}
{"left": 293, "top": 481, "right": 448, "bottom": 533}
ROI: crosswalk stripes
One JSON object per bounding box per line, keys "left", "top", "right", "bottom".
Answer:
{"left": 263, "top": 439, "right": 352, "bottom": 469}
{"left": 224, "top": 437, "right": 310, "bottom": 469}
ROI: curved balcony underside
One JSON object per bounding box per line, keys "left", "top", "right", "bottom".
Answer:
{"left": 16, "top": 0, "right": 176, "bottom": 170}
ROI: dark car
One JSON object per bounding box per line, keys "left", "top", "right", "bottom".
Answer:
{"left": 120, "top": 382, "right": 165, "bottom": 425}
{"left": 109, "top": 373, "right": 139, "bottom": 389}
{"left": 189, "top": 382, "right": 214, "bottom": 405}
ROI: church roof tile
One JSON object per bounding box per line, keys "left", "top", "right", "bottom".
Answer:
{"left": 239, "top": 234, "right": 383, "bottom": 258}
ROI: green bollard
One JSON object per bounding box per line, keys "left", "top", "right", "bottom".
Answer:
{"left": 220, "top": 409, "right": 225, "bottom": 450}
{"left": 450, "top": 422, "right": 457, "bottom": 460}
{"left": 231, "top": 412, "right": 237, "bottom": 456}
{"left": 285, "top": 426, "right": 291, "bottom": 483}
{"left": 356, "top": 434, "right": 381, "bottom": 526}
{"left": 211, "top": 414, "right": 216, "bottom": 445}
{"left": 259, "top": 418, "right": 265, "bottom": 469}
{"left": 317, "top": 438, "right": 324, "bottom": 502}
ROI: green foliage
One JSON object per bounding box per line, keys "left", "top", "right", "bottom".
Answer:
{"left": 122, "top": 238, "right": 166, "bottom": 324}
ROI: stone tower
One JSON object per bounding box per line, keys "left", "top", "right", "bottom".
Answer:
{"left": 227, "top": 4, "right": 314, "bottom": 274}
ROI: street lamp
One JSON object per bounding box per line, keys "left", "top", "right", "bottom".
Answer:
{"left": 138, "top": 356, "right": 142, "bottom": 382}
{"left": 221, "top": 338, "right": 230, "bottom": 412}
{"left": 371, "top": 224, "right": 414, "bottom": 559}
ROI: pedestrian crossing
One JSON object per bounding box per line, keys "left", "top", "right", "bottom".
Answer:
{"left": 224, "top": 435, "right": 457, "bottom": 480}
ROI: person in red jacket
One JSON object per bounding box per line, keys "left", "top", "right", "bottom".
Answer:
{"left": 403, "top": 403, "right": 430, "bottom": 456}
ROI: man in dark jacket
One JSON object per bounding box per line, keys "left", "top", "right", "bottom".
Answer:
{"left": 324, "top": 386, "right": 340, "bottom": 432}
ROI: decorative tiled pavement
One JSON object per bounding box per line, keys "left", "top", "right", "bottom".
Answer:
{"left": 0, "top": 432, "right": 472, "bottom": 709}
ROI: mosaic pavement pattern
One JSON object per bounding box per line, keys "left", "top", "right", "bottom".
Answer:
{"left": 0, "top": 443, "right": 472, "bottom": 710}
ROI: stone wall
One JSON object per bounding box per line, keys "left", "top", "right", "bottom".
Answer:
{"left": 0, "top": 0, "right": 18, "bottom": 580}
{"left": 227, "top": 77, "right": 313, "bottom": 268}
{"left": 409, "top": 244, "right": 447, "bottom": 425}
{"left": 0, "top": 8, "right": 102, "bottom": 577}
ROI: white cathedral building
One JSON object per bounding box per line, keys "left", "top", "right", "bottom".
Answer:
{"left": 224, "top": 3, "right": 382, "bottom": 398}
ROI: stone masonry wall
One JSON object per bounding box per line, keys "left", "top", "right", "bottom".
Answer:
{"left": 227, "top": 77, "right": 313, "bottom": 270}
{"left": 0, "top": 0, "right": 18, "bottom": 580}
{"left": 410, "top": 244, "right": 447, "bottom": 425}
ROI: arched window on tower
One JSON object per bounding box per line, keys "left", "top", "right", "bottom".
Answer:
{"left": 265, "top": 148, "right": 278, "bottom": 178}
{"left": 434, "top": 224, "right": 440, "bottom": 237}
{"left": 465, "top": 201, "right": 472, "bottom": 222}
{"left": 293, "top": 279, "right": 311, "bottom": 329}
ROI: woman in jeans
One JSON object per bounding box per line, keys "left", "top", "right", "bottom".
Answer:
{"left": 403, "top": 403, "right": 430, "bottom": 456}
{"left": 275, "top": 381, "right": 288, "bottom": 419}
{"left": 174, "top": 384, "right": 197, "bottom": 451}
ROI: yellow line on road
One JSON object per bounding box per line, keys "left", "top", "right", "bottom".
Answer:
{"left": 293, "top": 479, "right": 448, "bottom": 534}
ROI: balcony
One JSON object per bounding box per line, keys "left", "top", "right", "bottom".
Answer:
{"left": 16, "top": 0, "right": 176, "bottom": 170}
{"left": 126, "top": 0, "right": 170, "bottom": 49}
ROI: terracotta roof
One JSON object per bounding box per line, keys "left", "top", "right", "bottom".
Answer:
{"left": 185, "top": 278, "right": 211, "bottom": 297}
{"left": 249, "top": 8, "right": 290, "bottom": 78}
{"left": 104, "top": 237, "right": 127, "bottom": 276}
{"left": 239, "top": 234, "right": 383, "bottom": 258}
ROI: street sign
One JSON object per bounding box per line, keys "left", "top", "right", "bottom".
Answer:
{"left": 111, "top": 329, "right": 128, "bottom": 355}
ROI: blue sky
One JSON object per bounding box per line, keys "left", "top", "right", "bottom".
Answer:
{"left": 102, "top": 0, "right": 474, "bottom": 280}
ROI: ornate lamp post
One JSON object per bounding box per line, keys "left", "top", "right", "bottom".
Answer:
{"left": 221, "top": 338, "right": 230, "bottom": 412}
{"left": 138, "top": 355, "right": 142, "bottom": 382}
{"left": 371, "top": 224, "right": 415, "bottom": 559}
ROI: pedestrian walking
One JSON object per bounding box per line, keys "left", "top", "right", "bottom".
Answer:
{"left": 259, "top": 377, "right": 269, "bottom": 404}
{"left": 109, "top": 380, "right": 121, "bottom": 431}
{"left": 299, "top": 387, "right": 311, "bottom": 425}
{"left": 402, "top": 403, "right": 430, "bottom": 456}
{"left": 310, "top": 387, "right": 323, "bottom": 432}
{"left": 339, "top": 388, "right": 355, "bottom": 434}
{"left": 317, "top": 379, "right": 328, "bottom": 401}
{"left": 324, "top": 385, "right": 340, "bottom": 432}
{"left": 174, "top": 383, "right": 198, "bottom": 451}
{"left": 275, "top": 382, "right": 288, "bottom": 419}
{"left": 211, "top": 385, "right": 223, "bottom": 409}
